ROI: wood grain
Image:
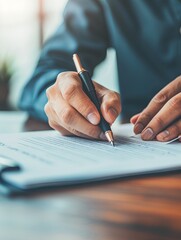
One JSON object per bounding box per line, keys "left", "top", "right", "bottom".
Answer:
{"left": 0, "top": 112, "right": 181, "bottom": 240}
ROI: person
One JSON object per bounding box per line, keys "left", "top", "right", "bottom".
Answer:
{"left": 20, "top": 0, "right": 181, "bottom": 142}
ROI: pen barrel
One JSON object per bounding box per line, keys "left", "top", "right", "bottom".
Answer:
{"left": 79, "top": 71, "right": 111, "bottom": 133}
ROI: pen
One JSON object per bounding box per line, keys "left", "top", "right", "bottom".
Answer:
{"left": 73, "top": 53, "right": 115, "bottom": 146}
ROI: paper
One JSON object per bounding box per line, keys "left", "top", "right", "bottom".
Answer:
{"left": 0, "top": 124, "right": 180, "bottom": 190}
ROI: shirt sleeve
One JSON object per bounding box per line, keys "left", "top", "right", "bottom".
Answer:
{"left": 19, "top": 0, "right": 110, "bottom": 122}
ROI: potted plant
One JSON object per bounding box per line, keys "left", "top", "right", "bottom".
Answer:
{"left": 0, "top": 59, "right": 13, "bottom": 110}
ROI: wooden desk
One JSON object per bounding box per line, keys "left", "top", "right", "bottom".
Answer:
{"left": 0, "top": 112, "right": 181, "bottom": 240}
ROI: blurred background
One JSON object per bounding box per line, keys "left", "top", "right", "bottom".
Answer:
{"left": 0, "top": 0, "right": 118, "bottom": 112}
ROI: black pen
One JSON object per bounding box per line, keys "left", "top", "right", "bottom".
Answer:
{"left": 73, "top": 53, "right": 115, "bottom": 146}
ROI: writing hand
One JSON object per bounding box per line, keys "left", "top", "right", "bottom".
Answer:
{"left": 131, "top": 76, "right": 181, "bottom": 142}
{"left": 44, "top": 72, "right": 121, "bottom": 139}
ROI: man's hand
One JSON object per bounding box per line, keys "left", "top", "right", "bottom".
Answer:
{"left": 44, "top": 71, "right": 121, "bottom": 139}
{"left": 131, "top": 76, "right": 181, "bottom": 142}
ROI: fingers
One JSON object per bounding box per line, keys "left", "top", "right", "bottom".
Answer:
{"left": 45, "top": 71, "right": 121, "bottom": 140}
{"left": 45, "top": 77, "right": 102, "bottom": 139}
{"left": 44, "top": 101, "right": 71, "bottom": 136}
{"left": 59, "top": 72, "right": 101, "bottom": 125}
{"left": 100, "top": 91, "right": 121, "bottom": 124}
{"left": 156, "top": 119, "right": 181, "bottom": 142}
{"left": 59, "top": 73, "right": 121, "bottom": 125}
{"left": 45, "top": 99, "right": 102, "bottom": 139}
{"left": 141, "top": 92, "right": 181, "bottom": 140}
{"left": 94, "top": 82, "right": 121, "bottom": 124}
{"left": 53, "top": 95, "right": 102, "bottom": 139}
{"left": 134, "top": 76, "right": 181, "bottom": 134}
{"left": 130, "top": 113, "right": 141, "bottom": 124}
{"left": 58, "top": 72, "right": 100, "bottom": 125}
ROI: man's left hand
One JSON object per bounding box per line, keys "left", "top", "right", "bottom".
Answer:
{"left": 131, "top": 76, "right": 181, "bottom": 142}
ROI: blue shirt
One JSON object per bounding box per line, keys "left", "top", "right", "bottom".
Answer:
{"left": 20, "top": 0, "right": 181, "bottom": 121}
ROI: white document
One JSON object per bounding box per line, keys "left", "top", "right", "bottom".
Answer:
{"left": 0, "top": 124, "right": 180, "bottom": 190}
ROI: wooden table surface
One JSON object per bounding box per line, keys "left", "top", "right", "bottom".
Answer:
{"left": 0, "top": 111, "right": 181, "bottom": 240}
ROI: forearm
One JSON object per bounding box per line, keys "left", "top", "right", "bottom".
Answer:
{"left": 19, "top": 0, "right": 109, "bottom": 121}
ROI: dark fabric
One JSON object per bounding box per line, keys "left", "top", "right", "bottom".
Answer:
{"left": 19, "top": 0, "right": 181, "bottom": 121}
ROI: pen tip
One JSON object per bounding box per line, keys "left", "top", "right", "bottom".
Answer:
{"left": 111, "top": 141, "right": 115, "bottom": 147}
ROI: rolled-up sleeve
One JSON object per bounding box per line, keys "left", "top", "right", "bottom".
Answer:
{"left": 19, "top": 0, "right": 109, "bottom": 121}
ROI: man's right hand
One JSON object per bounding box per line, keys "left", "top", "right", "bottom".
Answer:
{"left": 44, "top": 71, "right": 121, "bottom": 140}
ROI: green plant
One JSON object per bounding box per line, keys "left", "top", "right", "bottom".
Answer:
{"left": 0, "top": 59, "right": 14, "bottom": 110}
{"left": 0, "top": 59, "right": 13, "bottom": 83}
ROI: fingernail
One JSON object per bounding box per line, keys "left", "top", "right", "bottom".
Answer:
{"left": 100, "top": 132, "right": 107, "bottom": 140}
{"left": 134, "top": 123, "right": 144, "bottom": 134}
{"left": 142, "top": 127, "right": 154, "bottom": 140}
{"left": 108, "top": 108, "right": 118, "bottom": 118}
{"left": 87, "top": 113, "right": 99, "bottom": 125}
{"left": 157, "top": 130, "right": 169, "bottom": 140}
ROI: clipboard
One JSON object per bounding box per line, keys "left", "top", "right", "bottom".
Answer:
{"left": 0, "top": 157, "right": 22, "bottom": 195}
{"left": 0, "top": 126, "right": 180, "bottom": 196}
